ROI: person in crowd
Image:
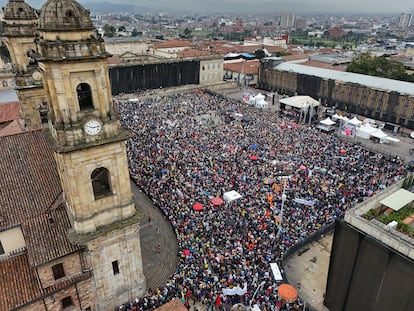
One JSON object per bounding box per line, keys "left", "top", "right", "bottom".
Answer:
{"left": 114, "top": 91, "right": 406, "bottom": 311}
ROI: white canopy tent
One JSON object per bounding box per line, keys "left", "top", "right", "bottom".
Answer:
{"left": 279, "top": 95, "right": 319, "bottom": 109}
{"left": 356, "top": 124, "right": 377, "bottom": 139}
{"left": 371, "top": 129, "right": 388, "bottom": 143}
{"left": 320, "top": 117, "right": 336, "bottom": 126}
{"left": 379, "top": 189, "right": 414, "bottom": 211}
{"left": 318, "top": 117, "right": 336, "bottom": 132}
{"left": 223, "top": 190, "right": 242, "bottom": 203}
{"left": 348, "top": 117, "right": 362, "bottom": 126}
{"left": 248, "top": 93, "right": 269, "bottom": 108}
{"left": 332, "top": 113, "right": 343, "bottom": 120}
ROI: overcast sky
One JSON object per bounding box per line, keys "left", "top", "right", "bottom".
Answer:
{"left": 14, "top": 0, "right": 414, "bottom": 15}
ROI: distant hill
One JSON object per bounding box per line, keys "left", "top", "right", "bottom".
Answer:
{"left": 25, "top": 1, "right": 153, "bottom": 14}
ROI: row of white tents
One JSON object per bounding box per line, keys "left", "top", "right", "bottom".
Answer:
{"left": 318, "top": 115, "right": 400, "bottom": 144}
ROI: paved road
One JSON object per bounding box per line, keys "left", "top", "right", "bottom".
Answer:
{"left": 131, "top": 182, "right": 179, "bottom": 291}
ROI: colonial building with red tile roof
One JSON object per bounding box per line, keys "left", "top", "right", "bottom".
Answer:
{"left": 0, "top": 130, "right": 94, "bottom": 311}
{"left": 223, "top": 60, "right": 260, "bottom": 86}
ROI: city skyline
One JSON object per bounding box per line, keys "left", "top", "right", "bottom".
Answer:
{"left": 17, "top": 0, "right": 414, "bottom": 15}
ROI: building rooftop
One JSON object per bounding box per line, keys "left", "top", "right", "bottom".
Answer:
{"left": 0, "top": 253, "right": 42, "bottom": 311}
{"left": 223, "top": 60, "right": 259, "bottom": 75}
{"left": 0, "top": 130, "right": 62, "bottom": 231}
{"left": 275, "top": 62, "right": 414, "bottom": 96}
{"left": 344, "top": 179, "right": 414, "bottom": 261}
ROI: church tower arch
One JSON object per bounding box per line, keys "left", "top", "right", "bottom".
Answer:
{"left": 91, "top": 167, "right": 112, "bottom": 199}
{"left": 77, "top": 82, "right": 94, "bottom": 111}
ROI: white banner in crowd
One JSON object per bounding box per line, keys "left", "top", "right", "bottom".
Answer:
{"left": 222, "top": 283, "right": 247, "bottom": 296}
{"left": 270, "top": 262, "right": 283, "bottom": 281}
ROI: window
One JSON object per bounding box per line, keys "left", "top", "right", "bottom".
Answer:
{"left": 2, "top": 81, "right": 8, "bottom": 88}
{"left": 0, "top": 241, "right": 5, "bottom": 255}
{"left": 112, "top": 260, "right": 120, "bottom": 275}
{"left": 52, "top": 263, "right": 65, "bottom": 280}
{"left": 91, "top": 167, "right": 112, "bottom": 199}
{"left": 77, "top": 83, "right": 93, "bottom": 110}
{"left": 61, "top": 296, "right": 73, "bottom": 309}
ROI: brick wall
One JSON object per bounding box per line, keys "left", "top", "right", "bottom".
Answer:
{"left": 37, "top": 252, "right": 82, "bottom": 289}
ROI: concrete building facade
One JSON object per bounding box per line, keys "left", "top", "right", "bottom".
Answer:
{"left": 258, "top": 61, "right": 414, "bottom": 129}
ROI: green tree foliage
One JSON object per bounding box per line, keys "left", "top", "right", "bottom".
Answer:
{"left": 181, "top": 27, "right": 192, "bottom": 38}
{"left": 347, "top": 53, "right": 414, "bottom": 82}
{"left": 275, "top": 51, "right": 291, "bottom": 57}
{"left": 103, "top": 24, "right": 116, "bottom": 38}
{"left": 131, "top": 29, "right": 141, "bottom": 37}
{"left": 254, "top": 49, "right": 266, "bottom": 59}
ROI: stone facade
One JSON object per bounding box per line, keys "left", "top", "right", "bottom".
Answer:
{"left": 1, "top": 1, "right": 146, "bottom": 310}
{"left": 86, "top": 224, "right": 146, "bottom": 310}
{"left": 54, "top": 141, "right": 136, "bottom": 234}
{"left": 199, "top": 57, "right": 224, "bottom": 85}
{"left": 2, "top": 0, "right": 47, "bottom": 130}
{"left": 259, "top": 63, "right": 414, "bottom": 129}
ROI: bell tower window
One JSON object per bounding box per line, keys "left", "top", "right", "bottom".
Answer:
{"left": 77, "top": 83, "right": 94, "bottom": 110}
{"left": 91, "top": 167, "right": 112, "bottom": 199}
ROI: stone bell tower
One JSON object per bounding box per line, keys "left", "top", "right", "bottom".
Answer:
{"left": 34, "top": 0, "right": 145, "bottom": 309}
{"left": 2, "top": 0, "right": 48, "bottom": 129}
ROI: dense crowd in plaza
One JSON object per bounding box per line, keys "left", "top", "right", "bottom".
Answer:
{"left": 115, "top": 90, "right": 407, "bottom": 311}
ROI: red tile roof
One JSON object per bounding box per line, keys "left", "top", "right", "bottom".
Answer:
{"left": 154, "top": 39, "right": 192, "bottom": 49}
{"left": 282, "top": 53, "right": 309, "bottom": 62}
{"left": 154, "top": 299, "right": 187, "bottom": 311}
{"left": 0, "top": 130, "right": 62, "bottom": 231}
{"left": 0, "top": 119, "right": 25, "bottom": 137}
{"left": 0, "top": 102, "right": 21, "bottom": 123}
{"left": 176, "top": 48, "right": 214, "bottom": 58}
{"left": 23, "top": 203, "right": 82, "bottom": 267}
{"left": 0, "top": 253, "right": 42, "bottom": 311}
{"left": 224, "top": 60, "right": 259, "bottom": 75}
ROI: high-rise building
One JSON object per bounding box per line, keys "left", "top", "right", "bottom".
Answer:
{"left": 280, "top": 13, "right": 295, "bottom": 29}
{"left": 397, "top": 13, "right": 412, "bottom": 29}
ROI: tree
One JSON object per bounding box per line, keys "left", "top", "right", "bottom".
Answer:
{"left": 254, "top": 49, "right": 266, "bottom": 59}
{"left": 118, "top": 25, "right": 126, "bottom": 32}
{"left": 183, "top": 27, "right": 192, "bottom": 38}
{"left": 103, "top": 24, "right": 116, "bottom": 38}
{"left": 131, "top": 29, "right": 141, "bottom": 37}
{"left": 347, "top": 53, "right": 408, "bottom": 81}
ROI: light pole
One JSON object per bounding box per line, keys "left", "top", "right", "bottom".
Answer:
{"left": 277, "top": 178, "right": 288, "bottom": 239}
{"left": 248, "top": 281, "right": 266, "bottom": 310}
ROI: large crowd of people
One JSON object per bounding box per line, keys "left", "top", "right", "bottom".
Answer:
{"left": 115, "top": 90, "right": 407, "bottom": 311}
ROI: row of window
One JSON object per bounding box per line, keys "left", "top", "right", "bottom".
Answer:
{"left": 52, "top": 260, "right": 120, "bottom": 281}
{"left": 201, "top": 63, "right": 221, "bottom": 71}
{"left": 201, "top": 73, "right": 221, "bottom": 81}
